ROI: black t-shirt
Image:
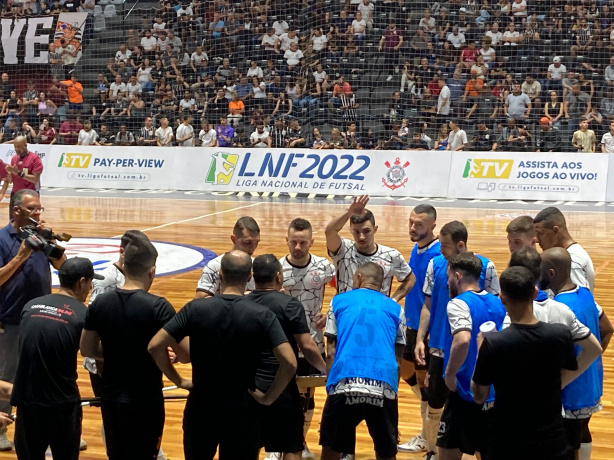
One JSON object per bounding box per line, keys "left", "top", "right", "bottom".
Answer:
{"left": 63, "top": 0, "right": 81, "bottom": 12}
{"left": 163, "top": 294, "right": 288, "bottom": 407}
{"left": 11, "top": 294, "right": 86, "bottom": 407}
{"left": 84, "top": 289, "right": 175, "bottom": 402}
{"left": 248, "top": 290, "right": 309, "bottom": 393}
{"left": 472, "top": 322, "right": 577, "bottom": 458}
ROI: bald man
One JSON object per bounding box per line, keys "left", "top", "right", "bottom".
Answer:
{"left": 4, "top": 136, "right": 43, "bottom": 198}
{"left": 321, "top": 262, "right": 405, "bottom": 460}
{"left": 533, "top": 207, "right": 595, "bottom": 293}
{"left": 539, "top": 248, "right": 613, "bottom": 460}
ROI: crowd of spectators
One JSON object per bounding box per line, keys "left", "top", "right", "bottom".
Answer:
{"left": 4, "top": 0, "right": 614, "bottom": 152}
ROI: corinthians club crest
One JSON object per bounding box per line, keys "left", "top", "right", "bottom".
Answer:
{"left": 382, "top": 158, "right": 410, "bottom": 190}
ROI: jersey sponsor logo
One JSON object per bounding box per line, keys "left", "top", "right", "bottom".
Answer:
{"left": 462, "top": 159, "right": 513, "bottom": 179}
{"left": 382, "top": 157, "right": 410, "bottom": 190}
{"left": 58, "top": 152, "right": 92, "bottom": 168}
{"left": 51, "top": 237, "right": 215, "bottom": 286}
{"left": 206, "top": 152, "right": 239, "bottom": 185}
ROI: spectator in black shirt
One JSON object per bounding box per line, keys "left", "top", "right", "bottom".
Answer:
{"left": 249, "top": 255, "right": 326, "bottom": 458}
{"left": 407, "top": 131, "right": 429, "bottom": 150}
{"left": 81, "top": 236, "right": 184, "bottom": 460}
{"left": 269, "top": 117, "right": 287, "bottom": 148}
{"left": 12, "top": 258, "right": 102, "bottom": 460}
{"left": 148, "top": 250, "right": 297, "bottom": 460}
{"left": 0, "top": 74, "right": 16, "bottom": 105}
{"left": 536, "top": 117, "right": 562, "bottom": 152}
{"left": 469, "top": 121, "right": 497, "bottom": 151}
{"left": 472, "top": 266, "right": 579, "bottom": 460}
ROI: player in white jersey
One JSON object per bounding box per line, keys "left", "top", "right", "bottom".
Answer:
{"left": 533, "top": 207, "right": 595, "bottom": 293}
{"left": 324, "top": 195, "right": 415, "bottom": 300}
{"left": 279, "top": 218, "right": 335, "bottom": 460}
{"left": 195, "top": 217, "right": 260, "bottom": 298}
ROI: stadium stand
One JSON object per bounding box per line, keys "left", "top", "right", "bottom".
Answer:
{"left": 0, "top": 0, "right": 612, "bottom": 151}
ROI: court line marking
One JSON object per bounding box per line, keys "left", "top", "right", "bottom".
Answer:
{"left": 111, "top": 202, "right": 266, "bottom": 237}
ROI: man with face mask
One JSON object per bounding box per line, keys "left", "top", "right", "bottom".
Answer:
{"left": 539, "top": 248, "right": 613, "bottom": 460}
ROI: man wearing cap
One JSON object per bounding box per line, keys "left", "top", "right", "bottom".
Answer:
{"left": 11, "top": 257, "right": 102, "bottom": 460}
{"left": 536, "top": 117, "right": 562, "bottom": 152}
{"left": 547, "top": 57, "right": 567, "bottom": 92}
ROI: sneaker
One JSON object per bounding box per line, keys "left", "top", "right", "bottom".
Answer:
{"left": 398, "top": 434, "right": 428, "bottom": 453}
{"left": 386, "top": 75, "right": 393, "bottom": 81}
{"left": 0, "top": 433, "right": 12, "bottom": 451}
{"left": 264, "top": 453, "right": 282, "bottom": 460}
{"left": 79, "top": 438, "right": 87, "bottom": 451}
{"left": 302, "top": 445, "right": 316, "bottom": 460}
{"left": 340, "top": 455, "right": 355, "bottom": 460}
{"left": 425, "top": 451, "right": 438, "bottom": 460}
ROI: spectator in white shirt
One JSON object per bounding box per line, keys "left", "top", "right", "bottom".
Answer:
{"left": 357, "top": 0, "right": 375, "bottom": 29}
{"left": 77, "top": 120, "right": 97, "bottom": 145}
{"left": 125, "top": 76, "right": 142, "bottom": 100}
{"left": 485, "top": 22, "right": 503, "bottom": 46}
{"left": 250, "top": 123, "right": 271, "bottom": 148}
{"left": 447, "top": 26, "right": 466, "bottom": 48}
{"left": 284, "top": 42, "right": 304, "bottom": 72}
{"left": 199, "top": 120, "right": 218, "bottom": 147}
{"left": 279, "top": 28, "right": 299, "bottom": 52}
{"left": 155, "top": 117, "right": 174, "bottom": 146}
{"left": 115, "top": 44, "right": 132, "bottom": 63}
{"left": 261, "top": 28, "right": 280, "bottom": 56}
{"left": 273, "top": 19, "right": 289, "bottom": 36}
{"left": 140, "top": 31, "right": 157, "bottom": 58}
{"left": 547, "top": 57, "right": 567, "bottom": 92}
{"left": 151, "top": 16, "right": 166, "bottom": 35}
{"left": 109, "top": 75, "right": 127, "bottom": 101}
{"left": 313, "top": 63, "right": 329, "bottom": 91}
{"left": 418, "top": 9, "right": 436, "bottom": 34}
{"left": 176, "top": 114, "right": 195, "bottom": 146}
{"left": 351, "top": 12, "right": 367, "bottom": 40}
{"left": 502, "top": 22, "right": 522, "bottom": 57}
{"left": 601, "top": 121, "right": 614, "bottom": 152}
{"left": 311, "top": 29, "right": 328, "bottom": 52}
{"left": 446, "top": 119, "right": 468, "bottom": 150}
{"left": 177, "top": 3, "right": 193, "bottom": 17}
{"left": 246, "top": 60, "right": 264, "bottom": 79}
{"left": 605, "top": 56, "right": 614, "bottom": 85}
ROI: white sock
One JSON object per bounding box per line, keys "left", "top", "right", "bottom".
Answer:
{"left": 410, "top": 383, "right": 421, "bottom": 399}
{"left": 425, "top": 406, "right": 443, "bottom": 453}
{"left": 579, "top": 442, "right": 592, "bottom": 460}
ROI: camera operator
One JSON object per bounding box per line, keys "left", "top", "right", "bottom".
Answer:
{"left": 4, "top": 136, "right": 43, "bottom": 199}
{"left": 0, "top": 189, "right": 66, "bottom": 451}
{"left": 11, "top": 257, "right": 102, "bottom": 460}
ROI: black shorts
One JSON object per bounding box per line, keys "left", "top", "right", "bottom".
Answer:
{"left": 437, "top": 391, "right": 485, "bottom": 455}
{"left": 426, "top": 354, "right": 448, "bottom": 409}
{"left": 402, "top": 328, "right": 427, "bottom": 370}
{"left": 564, "top": 417, "right": 592, "bottom": 450}
{"left": 261, "top": 388, "right": 304, "bottom": 453}
{"left": 101, "top": 399, "right": 164, "bottom": 460}
{"left": 319, "top": 393, "right": 398, "bottom": 458}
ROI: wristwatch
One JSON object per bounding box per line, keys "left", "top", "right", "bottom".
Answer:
{"left": 18, "top": 171, "right": 25, "bottom": 178}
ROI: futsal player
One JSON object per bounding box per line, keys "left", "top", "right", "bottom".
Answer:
{"left": 438, "top": 253, "right": 506, "bottom": 460}
{"left": 533, "top": 207, "right": 595, "bottom": 292}
{"left": 505, "top": 216, "right": 537, "bottom": 253}
{"left": 471, "top": 267, "right": 579, "bottom": 460}
{"left": 540, "top": 248, "right": 613, "bottom": 460}
{"left": 279, "top": 218, "right": 335, "bottom": 460}
{"left": 414, "top": 221, "right": 500, "bottom": 460}
{"left": 325, "top": 195, "right": 415, "bottom": 299}
{"left": 398, "top": 205, "right": 440, "bottom": 454}
{"left": 320, "top": 262, "right": 405, "bottom": 460}
{"left": 249, "top": 254, "right": 326, "bottom": 460}
{"left": 195, "top": 216, "right": 260, "bottom": 298}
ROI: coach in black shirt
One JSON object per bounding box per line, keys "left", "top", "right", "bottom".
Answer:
{"left": 12, "top": 257, "right": 102, "bottom": 460}
{"left": 472, "top": 267, "right": 578, "bottom": 460}
{"left": 148, "top": 250, "right": 297, "bottom": 460}
{"left": 249, "top": 254, "right": 326, "bottom": 457}
{"left": 81, "top": 237, "right": 183, "bottom": 460}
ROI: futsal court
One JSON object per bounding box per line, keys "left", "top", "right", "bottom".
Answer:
{"left": 1, "top": 192, "right": 612, "bottom": 460}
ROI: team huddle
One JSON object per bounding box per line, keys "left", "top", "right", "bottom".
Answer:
{"left": 10, "top": 193, "right": 612, "bottom": 460}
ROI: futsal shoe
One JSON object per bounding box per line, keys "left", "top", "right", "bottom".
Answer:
{"left": 264, "top": 453, "right": 281, "bottom": 460}
{"left": 398, "top": 434, "right": 428, "bottom": 453}
{"left": 80, "top": 438, "right": 87, "bottom": 450}
{"left": 340, "top": 455, "right": 354, "bottom": 460}
{"left": 302, "top": 444, "right": 316, "bottom": 459}
{"left": 0, "top": 433, "right": 12, "bottom": 451}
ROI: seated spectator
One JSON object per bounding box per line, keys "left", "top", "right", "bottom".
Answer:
{"left": 140, "top": 31, "right": 158, "bottom": 59}
{"left": 261, "top": 28, "right": 280, "bottom": 57}
{"left": 279, "top": 28, "right": 299, "bottom": 53}
{"left": 199, "top": 120, "right": 217, "bottom": 147}
{"left": 411, "top": 77, "right": 427, "bottom": 108}
{"left": 409, "top": 27, "right": 430, "bottom": 59}
{"left": 329, "top": 76, "right": 352, "bottom": 109}
{"left": 273, "top": 17, "right": 289, "bottom": 36}
{"left": 479, "top": 38, "right": 496, "bottom": 66}
{"left": 342, "top": 122, "right": 360, "bottom": 149}
{"left": 77, "top": 120, "right": 97, "bottom": 146}
{"left": 21, "top": 122, "right": 37, "bottom": 144}
{"left": 284, "top": 42, "right": 304, "bottom": 74}
{"left": 407, "top": 131, "right": 429, "bottom": 150}
{"left": 271, "top": 92, "right": 293, "bottom": 118}
{"left": 601, "top": 90, "right": 614, "bottom": 123}
{"left": 37, "top": 118, "right": 56, "bottom": 144}
{"left": 216, "top": 116, "right": 234, "bottom": 147}
{"left": 247, "top": 61, "right": 264, "bottom": 79}
{"left": 501, "top": 22, "right": 522, "bottom": 57}
{"left": 359, "top": 128, "right": 378, "bottom": 150}
{"left": 570, "top": 18, "right": 593, "bottom": 57}
{"left": 601, "top": 121, "right": 614, "bottom": 153}
{"left": 311, "top": 29, "right": 328, "bottom": 54}
{"left": 310, "top": 127, "right": 328, "bottom": 149}
{"left": 285, "top": 118, "right": 305, "bottom": 147}
{"left": 250, "top": 123, "right": 271, "bottom": 148}
{"left": 418, "top": 8, "right": 436, "bottom": 35}
{"left": 350, "top": 12, "right": 367, "bottom": 40}
{"left": 152, "top": 16, "right": 167, "bottom": 36}
{"left": 470, "top": 56, "right": 489, "bottom": 81}
{"left": 358, "top": 0, "right": 375, "bottom": 30}
{"left": 446, "top": 26, "right": 466, "bottom": 49}
{"left": 535, "top": 117, "right": 562, "bottom": 152}
{"left": 1, "top": 90, "right": 23, "bottom": 126}
{"left": 263, "top": 60, "right": 279, "bottom": 84}
{"left": 458, "top": 41, "right": 480, "bottom": 71}
{"left": 155, "top": 117, "right": 174, "bottom": 146}
{"left": 469, "top": 120, "right": 497, "bottom": 151}
{"left": 126, "top": 75, "right": 142, "bottom": 100}
{"left": 215, "top": 58, "right": 235, "bottom": 85}
{"left": 115, "top": 44, "right": 132, "bottom": 64}
{"left": 522, "top": 74, "right": 542, "bottom": 108}
{"left": 507, "top": 122, "right": 532, "bottom": 151}
{"left": 115, "top": 125, "right": 135, "bottom": 146}
{"left": 584, "top": 107, "right": 603, "bottom": 132}
{"left": 547, "top": 57, "right": 567, "bottom": 92}
{"left": 58, "top": 115, "right": 82, "bottom": 145}
{"left": 571, "top": 120, "right": 597, "bottom": 152}
{"left": 462, "top": 72, "right": 483, "bottom": 106}
{"left": 434, "top": 123, "right": 449, "bottom": 150}
{"left": 543, "top": 90, "right": 564, "bottom": 130}
{"left": 400, "top": 61, "right": 415, "bottom": 93}
{"left": 328, "top": 128, "right": 347, "bottom": 149}
{"left": 138, "top": 116, "right": 156, "bottom": 146}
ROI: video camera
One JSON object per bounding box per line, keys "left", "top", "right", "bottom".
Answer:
{"left": 19, "top": 218, "right": 72, "bottom": 260}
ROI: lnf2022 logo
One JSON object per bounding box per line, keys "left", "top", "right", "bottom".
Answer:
{"left": 206, "top": 152, "right": 239, "bottom": 185}
{"left": 58, "top": 152, "right": 92, "bottom": 168}
{"left": 462, "top": 159, "right": 513, "bottom": 179}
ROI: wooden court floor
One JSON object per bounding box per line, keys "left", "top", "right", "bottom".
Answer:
{"left": 0, "top": 196, "right": 613, "bottom": 460}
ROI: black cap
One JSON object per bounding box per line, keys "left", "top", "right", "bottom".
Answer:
{"left": 58, "top": 257, "right": 104, "bottom": 284}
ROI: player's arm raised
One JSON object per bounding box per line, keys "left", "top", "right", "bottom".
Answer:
{"left": 325, "top": 195, "right": 369, "bottom": 255}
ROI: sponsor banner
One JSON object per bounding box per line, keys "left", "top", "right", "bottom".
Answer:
{"left": 45, "top": 146, "right": 174, "bottom": 189}
{"left": 448, "top": 152, "right": 608, "bottom": 202}
{"left": 0, "top": 143, "right": 51, "bottom": 182}
{"left": 52, "top": 237, "right": 216, "bottom": 287}
{"left": 170, "top": 148, "right": 452, "bottom": 197}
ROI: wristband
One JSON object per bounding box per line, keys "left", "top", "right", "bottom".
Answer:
{"left": 18, "top": 171, "right": 25, "bottom": 178}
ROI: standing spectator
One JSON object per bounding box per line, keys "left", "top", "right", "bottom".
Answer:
{"left": 77, "top": 120, "right": 97, "bottom": 145}
{"left": 536, "top": 118, "right": 562, "bottom": 152}
{"left": 139, "top": 116, "right": 156, "bottom": 146}
{"left": 58, "top": 114, "right": 83, "bottom": 145}
{"left": 565, "top": 84, "right": 591, "bottom": 133}
{"left": 216, "top": 117, "right": 234, "bottom": 147}
{"left": 176, "top": 115, "right": 194, "bottom": 146}
{"left": 1, "top": 119, "right": 22, "bottom": 145}
{"left": 48, "top": 44, "right": 64, "bottom": 80}
{"left": 250, "top": 123, "right": 271, "bottom": 148}
{"left": 199, "top": 120, "right": 217, "bottom": 147}
{"left": 5, "top": 136, "right": 43, "bottom": 196}
{"left": 115, "top": 125, "right": 135, "bottom": 146}
{"left": 269, "top": 118, "right": 286, "bottom": 148}
{"left": 446, "top": 120, "right": 467, "bottom": 151}
{"left": 379, "top": 21, "right": 404, "bottom": 81}
{"left": 601, "top": 121, "right": 614, "bottom": 153}
{"left": 505, "top": 83, "right": 532, "bottom": 121}
{"left": 96, "top": 124, "right": 115, "bottom": 146}
{"left": 21, "top": 81, "right": 39, "bottom": 125}
{"left": 521, "top": 75, "right": 541, "bottom": 108}
{"left": 60, "top": 75, "right": 83, "bottom": 113}
{"left": 572, "top": 120, "right": 597, "bottom": 152}
{"left": 155, "top": 117, "right": 173, "bottom": 146}
{"left": 437, "top": 78, "right": 451, "bottom": 116}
